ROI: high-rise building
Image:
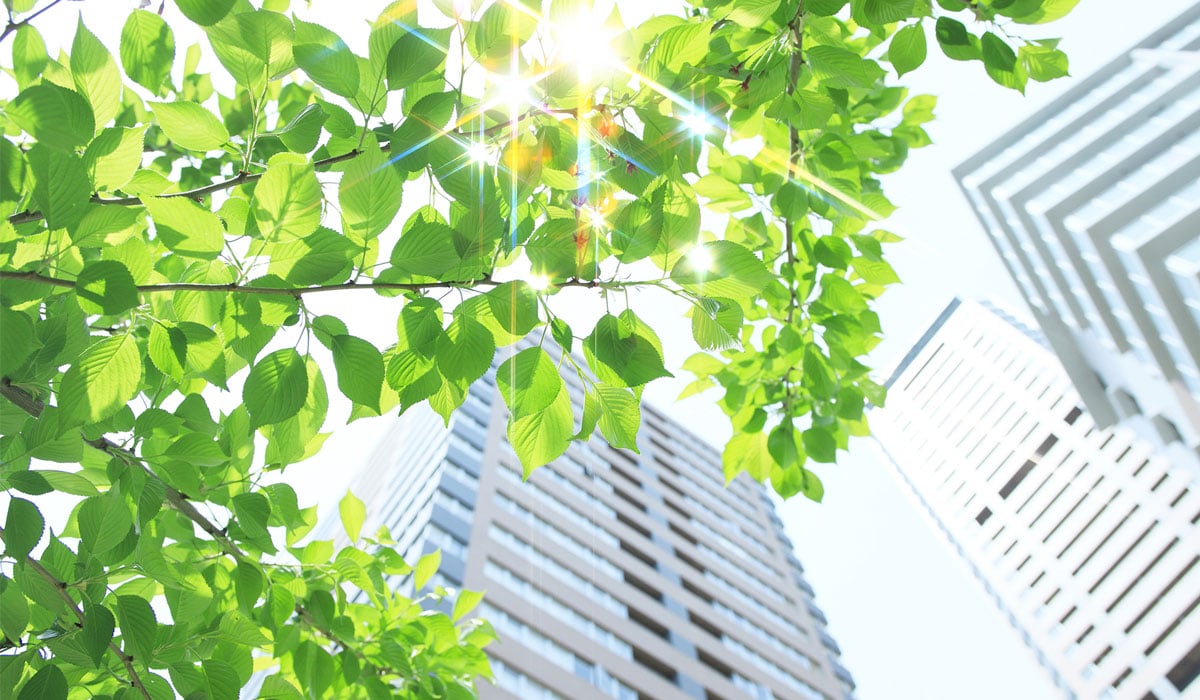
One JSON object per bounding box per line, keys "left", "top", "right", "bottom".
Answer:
{"left": 952, "top": 4, "right": 1200, "bottom": 467}
{"left": 345, "top": 355, "right": 857, "bottom": 700}
{"left": 874, "top": 298, "right": 1200, "bottom": 700}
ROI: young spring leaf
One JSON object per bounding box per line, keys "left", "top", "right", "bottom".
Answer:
{"left": 59, "top": 334, "right": 143, "bottom": 428}
{"left": 243, "top": 349, "right": 309, "bottom": 427}
{"left": 121, "top": 10, "right": 176, "bottom": 94}
{"left": 151, "top": 101, "right": 230, "bottom": 151}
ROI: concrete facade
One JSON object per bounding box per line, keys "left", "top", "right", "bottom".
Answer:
{"left": 952, "top": 5, "right": 1200, "bottom": 469}
{"left": 875, "top": 299, "right": 1200, "bottom": 699}
{"left": 347, "top": 356, "right": 856, "bottom": 700}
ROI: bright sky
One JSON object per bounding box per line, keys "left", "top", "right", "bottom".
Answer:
{"left": 14, "top": 1, "right": 1196, "bottom": 698}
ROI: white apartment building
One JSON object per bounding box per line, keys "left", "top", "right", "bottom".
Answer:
{"left": 874, "top": 299, "right": 1200, "bottom": 700}
{"left": 953, "top": 4, "right": 1200, "bottom": 467}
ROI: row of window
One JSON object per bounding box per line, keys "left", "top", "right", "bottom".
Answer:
{"left": 488, "top": 524, "right": 626, "bottom": 616}
{"left": 482, "top": 602, "right": 639, "bottom": 700}
{"left": 494, "top": 486, "right": 622, "bottom": 574}
{"left": 483, "top": 561, "right": 633, "bottom": 660}
{"left": 722, "top": 634, "right": 817, "bottom": 693}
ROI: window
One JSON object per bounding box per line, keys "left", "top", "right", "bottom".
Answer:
{"left": 1167, "top": 639, "right": 1200, "bottom": 691}
{"left": 976, "top": 507, "right": 993, "bottom": 525}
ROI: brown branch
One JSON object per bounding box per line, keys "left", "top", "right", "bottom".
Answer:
{"left": 0, "top": 378, "right": 247, "bottom": 561}
{"left": 0, "top": 525, "right": 152, "bottom": 700}
{"left": 0, "top": 0, "right": 65, "bottom": 43}
{"left": 784, "top": 8, "right": 805, "bottom": 327}
{"left": 0, "top": 270, "right": 655, "bottom": 296}
{"left": 6, "top": 105, "right": 593, "bottom": 227}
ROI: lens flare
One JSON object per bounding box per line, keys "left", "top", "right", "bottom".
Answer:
{"left": 687, "top": 243, "right": 714, "bottom": 271}
{"left": 527, "top": 274, "right": 551, "bottom": 291}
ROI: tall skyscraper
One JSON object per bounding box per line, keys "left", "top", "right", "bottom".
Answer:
{"left": 346, "top": 355, "right": 857, "bottom": 700}
{"left": 875, "top": 298, "right": 1200, "bottom": 700}
{"left": 952, "top": 4, "right": 1200, "bottom": 467}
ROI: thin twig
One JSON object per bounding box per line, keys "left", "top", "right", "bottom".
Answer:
{"left": 0, "top": 0, "right": 65, "bottom": 43}
{"left": 6, "top": 106, "right": 591, "bottom": 226}
{"left": 0, "top": 270, "right": 657, "bottom": 296}
{"left": 0, "top": 526, "right": 152, "bottom": 700}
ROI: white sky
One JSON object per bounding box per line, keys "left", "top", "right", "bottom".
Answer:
{"left": 14, "top": 1, "right": 1195, "bottom": 698}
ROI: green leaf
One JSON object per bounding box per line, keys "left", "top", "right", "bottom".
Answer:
{"left": 26, "top": 145, "right": 91, "bottom": 231}
{"left": 151, "top": 101, "right": 230, "bottom": 151}
{"left": 244, "top": 349, "right": 309, "bottom": 427}
{"left": 75, "top": 260, "right": 139, "bottom": 316}
{"left": 690, "top": 297, "right": 742, "bottom": 351}
{"left": 11, "top": 25, "right": 48, "bottom": 90}
{"left": 584, "top": 313, "right": 672, "bottom": 388}
{"left": 205, "top": 9, "right": 295, "bottom": 93}
{"left": 117, "top": 595, "right": 157, "bottom": 663}
{"left": 889, "top": 23, "right": 926, "bottom": 77}
{"left": 386, "top": 28, "right": 451, "bottom": 91}
{"left": 121, "top": 10, "right": 176, "bottom": 94}
{"left": 0, "top": 307, "right": 35, "bottom": 375}
{"left": 468, "top": 2, "right": 534, "bottom": 62}
{"left": 148, "top": 322, "right": 186, "bottom": 381}
{"left": 276, "top": 103, "right": 327, "bottom": 153}
{"left": 452, "top": 589, "right": 484, "bottom": 622}
{"left": 71, "top": 17, "right": 122, "bottom": 128}
{"left": 60, "top": 334, "right": 143, "bottom": 428}
{"left": 204, "top": 658, "right": 241, "bottom": 700}
{"left": 144, "top": 195, "right": 225, "bottom": 259}
{"left": 806, "top": 45, "right": 886, "bottom": 89}
{"left": 802, "top": 425, "right": 837, "bottom": 463}
{"left": 81, "top": 603, "right": 116, "bottom": 667}
{"left": 981, "top": 31, "right": 1026, "bottom": 92}
{"left": 509, "top": 387, "right": 573, "bottom": 475}
{"left": 78, "top": 492, "right": 133, "bottom": 555}
{"left": 18, "top": 666, "right": 67, "bottom": 700}
{"left": 1012, "top": 0, "right": 1080, "bottom": 24}
{"left": 232, "top": 492, "right": 272, "bottom": 546}
{"left": 389, "top": 208, "right": 460, "bottom": 277}
{"left": 339, "top": 491, "right": 366, "bottom": 542}
{"left": 692, "top": 175, "right": 752, "bottom": 213}
{"left": 482, "top": 281, "right": 541, "bottom": 339}
{"left": 671, "top": 241, "right": 773, "bottom": 300}
{"left": 7, "top": 83, "right": 95, "bottom": 150}
{"left": 293, "top": 19, "right": 360, "bottom": 98}
{"left": 860, "top": 0, "right": 914, "bottom": 25}
{"left": 175, "top": 0, "right": 236, "bottom": 25}
{"left": 768, "top": 424, "right": 803, "bottom": 470}
{"left": 934, "top": 17, "right": 980, "bottom": 61}
{"left": 1020, "top": 42, "right": 1069, "bottom": 82}
{"left": 397, "top": 297, "right": 445, "bottom": 354}
{"left": 331, "top": 335, "right": 384, "bottom": 412}
{"left": 83, "top": 126, "right": 147, "bottom": 191}
{"left": 340, "top": 137, "right": 402, "bottom": 243}
{"left": 725, "top": 0, "right": 780, "bottom": 26}
{"left": 254, "top": 152, "right": 323, "bottom": 242}
{"left": 723, "top": 430, "right": 770, "bottom": 482}
{"left": 496, "top": 347, "right": 562, "bottom": 419}
{"left": 436, "top": 316, "right": 494, "bottom": 383}
{"left": 268, "top": 227, "right": 356, "bottom": 285}
{"left": 3, "top": 498, "right": 43, "bottom": 561}
{"left": 0, "top": 577, "right": 30, "bottom": 643}
{"left": 414, "top": 549, "right": 441, "bottom": 590}
{"left": 593, "top": 385, "right": 641, "bottom": 450}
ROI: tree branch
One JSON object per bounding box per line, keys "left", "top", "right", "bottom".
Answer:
{"left": 0, "top": 525, "right": 152, "bottom": 700}
{"left": 0, "top": 0, "right": 65, "bottom": 43}
{"left": 0, "top": 378, "right": 248, "bottom": 561}
{"left": 784, "top": 7, "right": 805, "bottom": 326}
{"left": 6, "top": 105, "right": 593, "bottom": 227}
{"left": 0, "top": 270, "right": 656, "bottom": 296}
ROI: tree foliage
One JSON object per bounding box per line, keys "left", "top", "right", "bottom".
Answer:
{"left": 0, "top": 0, "right": 1076, "bottom": 697}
